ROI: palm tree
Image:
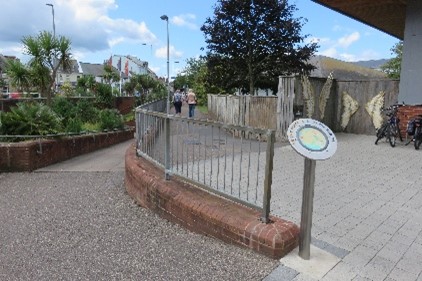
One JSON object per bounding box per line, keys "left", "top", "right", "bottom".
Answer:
{"left": 22, "top": 31, "right": 73, "bottom": 104}
{"left": 5, "top": 60, "right": 31, "bottom": 93}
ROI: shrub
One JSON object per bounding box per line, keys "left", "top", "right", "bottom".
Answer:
{"left": 65, "top": 117, "right": 83, "bottom": 133}
{"left": 75, "top": 98, "right": 98, "bottom": 123}
{"left": 0, "top": 102, "right": 62, "bottom": 140}
{"left": 99, "top": 109, "right": 124, "bottom": 131}
{"left": 95, "top": 83, "right": 114, "bottom": 109}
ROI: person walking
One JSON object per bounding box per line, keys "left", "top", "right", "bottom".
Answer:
{"left": 173, "top": 89, "right": 183, "bottom": 116}
{"left": 186, "top": 89, "right": 197, "bottom": 118}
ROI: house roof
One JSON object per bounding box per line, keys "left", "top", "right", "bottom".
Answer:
{"left": 311, "top": 0, "right": 406, "bottom": 40}
{"left": 79, "top": 62, "right": 107, "bottom": 77}
{"left": 309, "top": 55, "right": 387, "bottom": 80}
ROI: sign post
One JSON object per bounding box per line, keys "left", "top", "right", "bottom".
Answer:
{"left": 287, "top": 119, "right": 337, "bottom": 260}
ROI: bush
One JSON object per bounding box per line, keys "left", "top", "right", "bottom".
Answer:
{"left": 99, "top": 109, "right": 124, "bottom": 131}
{"left": 75, "top": 98, "right": 98, "bottom": 123}
{"left": 65, "top": 117, "right": 83, "bottom": 133}
{"left": 95, "top": 83, "right": 114, "bottom": 109}
{"left": 0, "top": 102, "right": 63, "bottom": 140}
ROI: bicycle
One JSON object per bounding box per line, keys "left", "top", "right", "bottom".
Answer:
{"left": 405, "top": 116, "right": 422, "bottom": 150}
{"left": 375, "top": 104, "right": 403, "bottom": 147}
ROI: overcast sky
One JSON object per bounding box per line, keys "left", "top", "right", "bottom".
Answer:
{"left": 0, "top": 0, "right": 400, "bottom": 78}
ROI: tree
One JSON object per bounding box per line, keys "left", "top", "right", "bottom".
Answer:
{"left": 103, "top": 64, "right": 119, "bottom": 86}
{"left": 22, "top": 31, "right": 73, "bottom": 104}
{"left": 173, "top": 57, "right": 223, "bottom": 105}
{"left": 5, "top": 59, "right": 31, "bottom": 93}
{"left": 381, "top": 41, "right": 402, "bottom": 79}
{"left": 201, "top": 0, "right": 318, "bottom": 95}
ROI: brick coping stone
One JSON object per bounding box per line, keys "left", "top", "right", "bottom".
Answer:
{"left": 124, "top": 142, "right": 300, "bottom": 259}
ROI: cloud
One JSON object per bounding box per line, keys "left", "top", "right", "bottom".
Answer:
{"left": 155, "top": 45, "right": 183, "bottom": 59}
{"left": 337, "top": 32, "right": 360, "bottom": 48}
{"left": 171, "top": 14, "right": 198, "bottom": 30}
{"left": 0, "top": 0, "right": 158, "bottom": 57}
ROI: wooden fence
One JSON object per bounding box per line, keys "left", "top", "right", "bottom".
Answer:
{"left": 208, "top": 76, "right": 400, "bottom": 139}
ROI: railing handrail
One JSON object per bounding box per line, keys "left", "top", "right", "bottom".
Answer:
{"left": 135, "top": 99, "right": 275, "bottom": 223}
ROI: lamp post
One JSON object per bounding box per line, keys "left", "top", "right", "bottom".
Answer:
{"left": 160, "top": 14, "right": 171, "bottom": 180}
{"left": 46, "top": 3, "right": 55, "bottom": 37}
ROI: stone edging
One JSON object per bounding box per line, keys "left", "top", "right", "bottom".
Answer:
{"left": 124, "top": 142, "right": 300, "bottom": 259}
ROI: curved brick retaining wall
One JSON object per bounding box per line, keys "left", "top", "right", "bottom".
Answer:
{"left": 124, "top": 142, "right": 300, "bottom": 259}
{"left": 0, "top": 129, "right": 134, "bottom": 172}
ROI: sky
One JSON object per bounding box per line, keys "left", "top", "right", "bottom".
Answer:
{"left": 0, "top": 0, "right": 400, "bottom": 79}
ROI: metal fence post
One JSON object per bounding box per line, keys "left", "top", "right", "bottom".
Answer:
{"left": 261, "top": 129, "right": 275, "bottom": 223}
{"left": 299, "top": 157, "right": 316, "bottom": 259}
{"left": 164, "top": 116, "right": 171, "bottom": 180}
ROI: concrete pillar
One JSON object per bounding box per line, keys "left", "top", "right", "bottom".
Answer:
{"left": 399, "top": 1, "right": 422, "bottom": 105}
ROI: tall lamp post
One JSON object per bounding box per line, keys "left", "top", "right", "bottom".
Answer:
{"left": 160, "top": 14, "right": 171, "bottom": 180}
{"left": 46, "top": 3, "right": 55, "bottom": 37}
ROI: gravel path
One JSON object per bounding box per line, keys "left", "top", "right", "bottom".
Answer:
{"left": 0, "top": 171, "right": 278, "bottom": 280}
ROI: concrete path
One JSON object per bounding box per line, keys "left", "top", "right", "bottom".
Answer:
{"left": 266, "top": 133, "right": 422, "bottom": 281}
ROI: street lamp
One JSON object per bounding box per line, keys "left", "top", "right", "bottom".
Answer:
{"left": 160, "top": 14, "right": 170, "bottom": 115}
{"left": 46, "top": 3, "right": 55, "bottom": 37}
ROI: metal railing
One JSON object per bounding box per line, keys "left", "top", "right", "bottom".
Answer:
{"left": 135, "top": 100, "right": 275, "bottom": 223}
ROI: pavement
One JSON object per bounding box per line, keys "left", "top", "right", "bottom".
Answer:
{"left": 1, "top": 104, "right": 422, "bottom": 280}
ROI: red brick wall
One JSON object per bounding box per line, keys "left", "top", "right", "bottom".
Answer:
{"left": 398, "top": 105, "right": 422, "bottom": 137}
{"left": 125, "top": 144, "right": 300, "bottom": 259}
{"left": 0, "top": 129, "right": 134, "bottom": 172}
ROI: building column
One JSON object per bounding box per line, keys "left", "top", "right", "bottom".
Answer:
{"left": 399, "top": 0, "right": 422, "bottom": 105}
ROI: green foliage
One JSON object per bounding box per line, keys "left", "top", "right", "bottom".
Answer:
{"left": 99, "top": 109, "right": 124, "bottom": 131}
{"left": 75, "top": 98, "right": 98, "bottom": 123}
{"left": 65, "top": 117, "right": 83, "bottom": 133}
{"left": 60, "top": 81, "right": 74, "bottom": 97}
{"left": 0, "top": 102, "right": 62, "bottom": 140}
{"left": 95, "top": 83, "right": 114, "bottom": 109}
{"left": 22, "top": 31, "right": 73, "bottom": 104}
{"left": 201, "top": 0, "right": 318, "bottom": 95}
{"left": 381, "top": 41, "right": 402, "bottom": 79}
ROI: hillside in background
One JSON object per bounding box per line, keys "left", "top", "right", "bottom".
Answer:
{"left": 352, "top": 59, "right": 389, "bottom": 70}
{"left": 309, "top": 56, "right": 388, "bottom": 80}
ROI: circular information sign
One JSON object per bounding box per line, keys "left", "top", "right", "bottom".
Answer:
{"left": 287, "top": 118, "right": 337, "bottom": 160}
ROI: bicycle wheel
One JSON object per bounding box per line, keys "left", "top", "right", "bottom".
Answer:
{"left": 414, "top": 127, "right": 422, "bottom": 150}
{"left": 375, "top": 124, "right": 386, "bottom": 145}
{"left": 388, "top": 124, "right": 396, "bottom": 147}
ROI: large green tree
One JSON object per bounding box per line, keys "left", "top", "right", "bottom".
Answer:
{"left": 201, "top": 0, "right": 318, "bottom": 95}
{"left": 22, "top": 31, "right": 73, "bottom": 103}
{"left": 381, "top": 41, "right": 402, "bottom": 79}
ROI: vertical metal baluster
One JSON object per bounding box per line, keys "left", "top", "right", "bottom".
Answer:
{"left": 247, "top": 131, "right": 252, "bottom": 201}
{"left": 181, "top": 119, "right": 185, "bottom": 175}
{"left": 255, "top": 133, "right": 262, "bottom": 202}
{"left": 224, "top": 126, "right": 227, "bottom": 192}
{"left": 216, "top": 125, "right": 221, "bottom": 190}
{"left": 186, "top": 120, "right": 190, "bottom": 178}
{"left": 231, "top": 130, "right": 235, "bottom": 195}
{"left": 238, "top": 132, "right": 243, "bottom": 198}
{"left": 203, "top": 124, "right": 206, "bottom": 185}
{"left": 197, "top": 121, "right": 200, "bottom": 182}
{"left": 210, "top": 124, "right": 214, "bottom": 187}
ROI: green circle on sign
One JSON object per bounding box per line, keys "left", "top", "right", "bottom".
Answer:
{"left": 297, "top": 126, "right": 328, "bottom": 152}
